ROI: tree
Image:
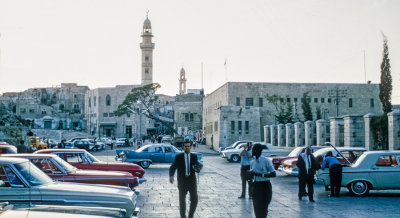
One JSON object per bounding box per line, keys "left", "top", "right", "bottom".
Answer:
{"left": 379, "top": 33, "right": 392, "bottom": 114}
{"left": 316, "top": 106, "right": 322, "bottom": 120}
{"left": 301, "top": 92, "right": 313, "bottom": 121}
{"left": 114, "top": 83, "right": 176, "bottom": 134}
{"left": 265, "top": 94, "right": 293, "bottom": 124}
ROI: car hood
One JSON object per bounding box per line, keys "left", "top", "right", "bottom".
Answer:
{"left": 40, "top": 181, "right": 134, "bottom": 195}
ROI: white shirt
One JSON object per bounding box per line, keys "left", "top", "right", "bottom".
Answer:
{"left": 184, "top": 153, "right": 190, "bottom": 176}
{"left": 250, "top": 156, "right": 275, "bottom": 182}
{"left": 300, "top": 153, "right": 312, "bottom": 173}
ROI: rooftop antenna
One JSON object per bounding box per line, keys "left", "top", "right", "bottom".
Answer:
{"left": 363, "top": 50, "right": 367, "bottom": 83}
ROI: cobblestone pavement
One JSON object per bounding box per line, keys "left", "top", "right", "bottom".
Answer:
{"left": 95, "top": 144, "right": 400, "bottom": 218}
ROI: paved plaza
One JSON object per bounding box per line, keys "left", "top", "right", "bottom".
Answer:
{"left": 96, "top": 144, "right": 400, "bottom": 218}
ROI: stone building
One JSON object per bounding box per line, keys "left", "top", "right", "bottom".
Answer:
{"left": 203, "top": 82, "right": 383, "bottom": 151}
{"left": 174, "top": 92, "right": 203, "bottom": 138}
{"left": 0, "top": 83, "right": 88, "bottom": 130}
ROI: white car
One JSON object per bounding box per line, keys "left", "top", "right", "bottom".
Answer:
{"left": 316, "top": 150, "right": 400, "bottom": 196}
{"left": 221, "top": 142, "right": 291, "bottom": 162}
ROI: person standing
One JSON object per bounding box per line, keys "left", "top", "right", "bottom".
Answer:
{"left": 321, "top": 151, "right": 342, "bottom": 197}
{"left": 296, "top": 147, "right": 318, "bottom": 202}
{"left": 238, "top": 142, "right": 253, "bottom": 199}
{"left": 250, "top": 143, "right": 276, "bottom": 218}
{"left": 169, "top": 140, "right": 199, "bottom": 218}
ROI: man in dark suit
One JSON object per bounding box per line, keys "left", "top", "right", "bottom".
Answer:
{"left": 169, "top": 140, "right": 199, "bottom": 218}
{"left": 296, "top": 147, "right": 319, "bottom": 202}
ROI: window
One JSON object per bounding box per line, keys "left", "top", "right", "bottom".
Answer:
{"left": 376, "top": 155, "right": 398, "bottom": 167}
{"left": 280, "top": 98, "right": 284, "bottom": 103}
{"left": 145, "top": 68, "right": 149, "bottom": 74}
{"left": 370, "top": 99, "right": 374, "bottom": 108}
{"left": 314, "top": 98, "right": 318, "bottom": 103}
{"left": 103, "top": 113, "right": 109, "bottom": 117}
{"left": 294, "top": 98, "right": 298, "bottom": 102}
{"left": 328, "top": 98, "right": 332, "bottom": 103}
{"left": 42, "top": 111, "right": 46, "bottom": 115}
{"left": 236, "top": 97, "right": 240, "bottom": 106}
{"left": 321, "top": 98, "right": 325, "bottom": 103}
{"left": 20, "top": 108, "right": 26, "bottom": 113}
{"left": 190, "top": 113, "right": 194, "bottom": 121}
{"left": 106, "top": 95, "right": 111, "bottom": 106}
{"left": 66, "top": 153, "right": 89, "bottom": 164}
{"left": 74, "top": 104, "right": 80, "bottom": 109}
{"left": 245, "top": 98, "right": 254, "bottom": 106}
{"left": 245, "top": 121, "right": 249, "bottom": 134}
{"left": 185, "top": 113, "right": 189, "bottom": 121}
{"left": 109, "top": 113, "right": 114, "bottom": 117}
{"left": 74, "top": 94, "right": 78, "bottom": 99}
{"left": 94, "top": 96, "right": 97, "bottom": 107}
{"left": 165, "top": 146, "right": 172, "bottom": 153}
{"left": 145, "top": 56, "right": 149, "bottom": 61}
{"left": 214, "top": 121, "right": 218, "bottom": 132}
{"left": 29, "top": 109, "right": 35, "bottom": 113}
{"left": 4, "top": 166, "right": 24, "bottom": 187}
{"left": 259, "top": 98, "right": 263, "bottom": 107}
{"left": 238, "top": 121, "right": 242, "bottom": 134}
{"left": 231, "top": 121, "right": 235, "bottom": 134}
{"left": 287, "top": 98, "right": 291, "bottom": 103}
{"left": 349, "top": 98, "right": 353, "bottom": 108}
{"left": 59, "top": 104, "right": 64, "bottom": 111}
{"left": 88, "top": 98, "right": 91, "bottom": 107}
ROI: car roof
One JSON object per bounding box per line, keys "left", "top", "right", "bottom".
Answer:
{"left": 35, "top": 149, "right": 86, "bottom": 153}
{"left": 0, "top": 144, "right": 17, "bottom": 148}
{"left": 0, "top": 157, "right": 29, "bottom": 164}
{"left": 363, "top": 150, "right": 400, "bottom": 155}
{"left": 317, "top": 147, "right": 367, "bottom": 152}
{"left": 2, "top": 153, "right": 58, "bottom": 158}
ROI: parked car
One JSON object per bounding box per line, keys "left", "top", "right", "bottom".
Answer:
{"left": 218, "top": 141, "right": 249, "bottom": 154}
{"left": 270, "top": 146, "right": 327, "bottom": 170}
{"left": 115, "top": 138, "right": 129, "bottom": 147}
{"left": 35, "top": 149, "right": 146, "bottom": 183}
{"left": 281, "top": 147, "right": 367, "bottom": 176}
{"left": 0, "top": 203, "right": 126, "bottom": 218}
{"left": 116, "top": 144, "right": 203, "bottom": 169}
{"left": 46, "top": 139, "right": 58, "bottom": 148}
{"left": 74, "top": 140, "right": 99, "bottom": 151}
{"left": 99, "top": 137, "right": 114, "bottom": 146}
{"left": 0, "top": 144, "right": 17, "bottom": 155}
{"left": 2, "top": 154, "right": 139, "bottom": 189}
{"left": 0, "top": 157, "right": 139, "bottom": 218}
{"left": 221, "top": 142, "right": 291, "bottom": 163}
{"left": 63, "top": 142, "right": 75, "bottom": 149}
{"left": 316, "top": 151, "right": 400, "bottom": 196}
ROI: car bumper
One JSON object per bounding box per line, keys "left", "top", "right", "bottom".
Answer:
{"left": 138, "top": 178, "right": 147, "bottom": 184}
{"left": 282, "top": 167, "right": 298, "bottom": 176}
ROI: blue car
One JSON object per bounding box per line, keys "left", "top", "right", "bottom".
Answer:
{"left": 115, "top": 144, "right": 203, "bottom": 169}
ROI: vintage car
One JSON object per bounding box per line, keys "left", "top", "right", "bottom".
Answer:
{"left": 281, "top": 147, "right": 367, "bottom": 176}
{"left": 116, "top": 144, "right": 203, "bottom": 169}
{"left": 316, "top": 151, "right": 400, "bottom": 196}
{"left": 218, "top": 141, "right": 250, "bottom": 154}
{"left": 34, "top": 149, "right": 146, "bottom": 183}
{"left": 0, "top": 144, "right": 17, "bottom": 155}
{"left": 270, "top": 146, "right": 327, "bottom": 170}
{"left": 221, "top": 142, "right": 291, "bottom": 163}
{"left": 0, "top": 157, "right": 139, "bottom": 218}
{"left": 2, "top": 154, "right": 139, "bottom": 189}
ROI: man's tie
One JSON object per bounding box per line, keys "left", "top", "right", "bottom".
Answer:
{"left": 186, "top": 154, "right": 190, "bottom": 176}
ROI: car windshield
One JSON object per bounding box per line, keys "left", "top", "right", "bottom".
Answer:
{"left": 52, "top": 156, "right": 76, "bottom": 171}
{"left": 351, "top": 153, "right": 368, "bottom": 167}
{"left": 14, "top": 161, "right": 53, "bottom": 186}
{"left": 85, "top": 152, "right": 101, "bottom": 163}
{"left": 313, "top": 148, "right": 331, "bottom": 157}
{"left": 288, "top": 147, "right": 303, "bottom": 157}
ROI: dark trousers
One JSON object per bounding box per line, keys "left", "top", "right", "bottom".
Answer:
{"left": 329, "top": 164, "right": 342, "bottom": 196}
{"left": 240, "top": 165, "right": 253, "bottom": 197}
{"left": 178, "top": 181, "right": 198, "bottom": 218}
{"left": 252, "top": 181, "right": 272, "bottom": 218}
{"left": 298, "top": 173, "right": 314, "bottom": 200}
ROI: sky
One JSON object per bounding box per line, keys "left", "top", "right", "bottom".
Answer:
{"left": 0, "top": 0, "right": 399, "bottom": 103}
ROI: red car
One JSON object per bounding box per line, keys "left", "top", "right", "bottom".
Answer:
{"left": 0, "top": 143, "right": 18, "bottom": 154}
{"left": 270, "top": 146, "right": 327, "bottom": 170}
{"left": 34, "top": 149, "right": 146, "bottom": 184}
{"left": 3, "top": 153, "right": 139, "bottom": 189}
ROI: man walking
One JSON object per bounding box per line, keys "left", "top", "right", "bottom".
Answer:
{"left": 169, "top": 140, "right": 199, "bottom": 218}
{"left": 321, "top": 151, "right": 342, "bottom": 197}
{"left": 296, "top": 146, "right": 318, "bottom": 202}
{"left": 238, "top": 142, "right": 253, "bottom": 199}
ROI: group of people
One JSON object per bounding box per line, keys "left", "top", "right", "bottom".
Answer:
{"left": 169, "top": 141, "right": 342, "bottom": 218}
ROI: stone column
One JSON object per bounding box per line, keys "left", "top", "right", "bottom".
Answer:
{"left": 364, "top": 113, "right": 375, "bottom": 151}
{"left": 264, "top": 125, "right": 270, "bottom": 144}
{"left": 330, "top": 117, "right": 344, "bottom": 147}
{"left": 388, "top": 111, "right": 400, "bottom": 150}
{"left": 343, "top": 115, "right": 365, "bottom": 147}
{"left": 286, "top": 123, "right": 294, "bottom": 147}
{"left": 304, "top": 121, "right": 314, "bottom": 146}
{"left": 316, "top": 119, "right": 326, "bottom": 146}
{"left": 294, "top": 122, "right": 304, "bottom": 147}
{"left": 278, "top": 124, "right": 286, "bottom": 147}
{"left": 270, "top": 124, "right": 277, "bottom": 146}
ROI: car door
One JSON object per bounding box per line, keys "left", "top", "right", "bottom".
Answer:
{"left": 0, "top": 165, "right": 41, "bottom": 202}
{"left": 164, "top": 146, "right": 176, "bottom": 163}
{"left": 150, "top": 145, "right": 165, "bottom": 163}
{"left": 370, "top": 155, "right": 400, "bottom": 189}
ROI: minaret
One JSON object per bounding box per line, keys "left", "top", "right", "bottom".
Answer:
{"left": 179, "top": 68, "right": 187, "bottom": 95}
{"left": 140, "top": 12, "right": 155, "bottom": 85}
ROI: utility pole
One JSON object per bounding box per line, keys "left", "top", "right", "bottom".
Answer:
{"left": 328, "top": 88, "right": 347, "bottom": 117}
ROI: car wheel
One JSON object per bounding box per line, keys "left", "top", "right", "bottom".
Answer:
{"left": 349, "top": 181, "right": 370, "bottom": 196}
{"left": 140, "top": 161, "right": 151, "bottom": 169}
{"left": 231, "top": 155, "right": 240, "bottom": 163}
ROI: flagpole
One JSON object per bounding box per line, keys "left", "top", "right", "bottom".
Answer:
{"left": 224, "top": 57, "right": 228, "bottom": 83}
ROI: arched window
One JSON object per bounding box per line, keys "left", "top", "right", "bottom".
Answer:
{"left": 106, "top": 95, "right": 111, "bottom": 106}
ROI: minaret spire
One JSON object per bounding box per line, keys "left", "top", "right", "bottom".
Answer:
{"left": 140, "top": 12, "right": 155, "bottom": 85}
